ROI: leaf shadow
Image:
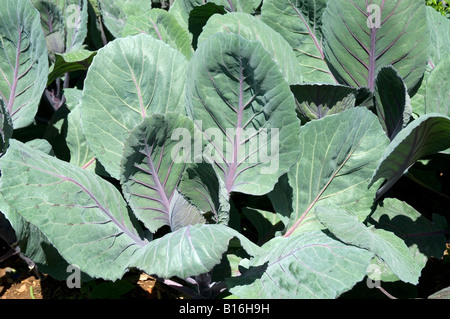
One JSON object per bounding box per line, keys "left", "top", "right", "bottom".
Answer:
{"left": 366, "top": 200, "right": 448, "bottom": 259}
{"left": 226, "top": 262, "right": 269, "bottom": 293}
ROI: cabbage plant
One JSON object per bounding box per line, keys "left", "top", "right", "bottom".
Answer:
{"left": 0, "top": 0, "right": 449, "bottom": 299}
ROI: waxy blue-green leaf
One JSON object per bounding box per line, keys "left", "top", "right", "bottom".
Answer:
{"left": 122, "top": 9, "right": 193, "bottom": 59}
{"left": 322, "top": 0, "right": 429, "bottom": 92}
{"left": 120, "top": 113, "right": 202, "bottom": 233}
{"left": 425, "top": 55, "right": 449, "bottom": 116}
{"left": 368, "top": 198, "right": 447, "bottom": 281}
{"left": 97, "top": 0, "right": 152, "bottom": 38}
{"left": 198, "top": 12, "right": 302, "bottom": 84}
{"left": 130, "top": 223, "right": 264, "bottom": 279}
{"left": 32, "top": 0, "right": 89, "bottom": 57}
{"left": 186, "top": 33, "right": 301, "bottom": 196}
{"left": 0, "top": 195, "right": 76, "bottom": 281}
{"left": 290, "top": 83, "right": 357, "bottom": 121}
{"left": 315, "top": 206, "right": 422, "bottom": 284}
{"left": 283, "top": 107, "right": 389, "bottom": 236}
{"left": 0, "top": 0, "right": 49, "bottom": 129}
{"left": 168, "top": 190, "right": 206, "bottom": 232}
{"left": 0, "top": 139, "right": 148, "bottom": 281}
{"left": 67, "top": 105, "right": 100, "bottom": 172}
{"left": 227, "top": 230, "right": 373, "bottom": 298}
{"left": 81, "top": 34, "right": 188, "bottom": 179}
{"left": 375, "top": 65, "right": 412, "bottom": 140}
{"left": 178, "top": 160, "right": 230, "bottom": 225}
{"left": 261, "top": 0, "right": 336, "bottom": 83}
{"left": 0, "top": 100, "right": 13, "bottom": 156}
{"left": 426, "top": 6, "right": 450, "bottom": 69}
{"left": 370, "top": 114, "right": 450, "bottom": 198}
{"left": 31, "top": 0, "right": 65, "bottom": 56}
{"left": 48, "top": 49, "right": 96, "bottom": 85}
{"left": 64, "top": 0, "right": 89, "bottom": 52}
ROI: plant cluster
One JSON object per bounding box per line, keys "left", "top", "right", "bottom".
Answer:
{"left": 0, "top": 0, "right": 449, "bottom": 299}
{"left": 426, "top": 0, "right": 450, "bottom": 17}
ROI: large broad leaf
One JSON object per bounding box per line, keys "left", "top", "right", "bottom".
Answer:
{"left": 282, "top": 107, "right": 389, "bottom": 237}
{"left": 198, "top": 12, "right": 302, "bottom": 84}
{"left": 315, "top": 206, "right": 422, "bottom": 284}
{"left": 407, "top": 5, "right": 448, "bottom": 117}
{"left": 120, "top": 113, "right": 203, "bottom": 233}
{"left": 130, "top": 223, "right": 263, "bottom": 279}
{"left": 375, "top": 65, "right": 412, "bottom": 140}
{"left": 425, "top": 55, "right": 449, "bottom": 116}
{"left": 81, "top": 34, "right": 188, "bottom": 179}
{"left": 0, "top": 195, "right": 78, "bottom": 280}
{"left": 369, "top": 114, "right": 450, "bottom": 198}
{"left": 0, "top": 0, "right": 49, "bottom": 129}
{"left": 322, "top": 0, "right": 429, "bottom": 92}
{"left": 122, "top": 9, "right": 193, "bottom": 59}
{"left": 185, "top": 33, "right": 301, "bottom": 196}
{"left": 290, "top": 83, "right": 358, "bottom": 121}
{"left": 367, "top": 198, "right": 447, "bottom": 281}
{"left": 0, "top": 139, "right": 148, "bottom": 281}
{"left": 227, "top": 230, "right": 373, "bottom": 298}
{"left": 261, "top": 0, "right": 336, "bottom": 83}
{"left": 426, "top": 6, "right": 450, "bottom": 69}
{"left": 97, "top": 0, "right": 152, "bottom": 38}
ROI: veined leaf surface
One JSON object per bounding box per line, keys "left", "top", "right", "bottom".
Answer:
{"left": 368, "top": 198, "right": 448, "bottom": 281}
{"left": 186, "top": 33, "right": 301, "bottom": 196}
{"left": 198, "top": 12, "right": 302, "bottom": 84}
{"left": 178, "top": 161, "right": 230, "bottom": 225}
{"left": 315, "top": 206, "right": 422, "bottom": 284}
{"left": 290, "top": 83, "right": 357, "bottom": 121}
{"left": 284, "top": 107, "right": 389, "bottom": 236}
{"left": 261, "top": 0, "right": 336, "bottom": 83}
{"left": 122, "top": 9, "right": 193, "bottom": 59}
{"left": 130, "top": 223, "right": 263, "bottom": 279}
{"left": 426, "top": 6, "right": 449, "bottom": 69}
{"left": 375, "top": 65, "right": 412, "bottom": 140}
{"left": 120, "top": 113, "right": 202, "bottom": 233}
{"left": 81, "top": 34, "right": 188, "bottom": 179}
{"left": 0, "top": 139, "right": 147, "bottom": 280}
{"left": 322, "top": 0, "right": 429, "bottom": 92}
{"left": 0, "top": 0, "right": 49, "bottom": 129}
{"left": 228, "top": 230, "right": 373, "bottom": 298}
{"left": 98, "top": 0, "right": 152, "bottom": 38}
{"left": 370, "top": 114, "right": 450, "bottom": 198}
{"left": 425, "top": 55, "right": 449, "bottom": 116}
